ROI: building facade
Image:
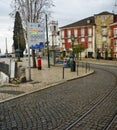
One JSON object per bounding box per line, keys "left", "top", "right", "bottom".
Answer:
{"left": 60, "top": 16, "right": 95, "bottom": 58}
{"left": 110, "top": 22, "right": 117, "bottom": 59}
{"left": 94, "top": 12, "right": 113, "bottom": 59}
{"left": 48, "top": 21, "right": 60, "bottom": 49}
{"left": 60, "top": 11, "right": 116, "bottom": 59}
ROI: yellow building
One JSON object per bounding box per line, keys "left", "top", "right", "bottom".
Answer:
{"left": 94, "top": 12, "right": 114, "bottom": 58}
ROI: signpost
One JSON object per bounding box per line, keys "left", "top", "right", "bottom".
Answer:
{"left": 27, "top": 23, "right": 45, "bottom": 80}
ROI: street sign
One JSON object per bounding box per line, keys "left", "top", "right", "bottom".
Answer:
{"left": 28, "top": 23, "right": 45, "bottom": 48}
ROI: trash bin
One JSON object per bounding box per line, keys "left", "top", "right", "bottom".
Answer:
{"left": 71, "top": 60, "right": 76, "bottom": 72}
{"left": 37, "top": 56, "right": 42, "bottom": 70}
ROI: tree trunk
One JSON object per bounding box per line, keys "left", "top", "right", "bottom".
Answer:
{"left": 80, "top": 52, "right": 81, "bottom": 60}
{"left": 32, "top": 49, "right": 36, "bottom": 68}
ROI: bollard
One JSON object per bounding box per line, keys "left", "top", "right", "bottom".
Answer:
{"left": 63, "top": 67, "right": 64, "bottom": 79}
{"left": 89, "top": 63, "right": 90, "bottom": 71}
{"left": 82, "top": 62, "right": 84, "bottom": 72}
{"left": 82, "top": 62, "right": 83, "bottom": 68}
{"left": 77, "top": 64, "right": 79, "bottom": 76}
{"left": 86, "top": 62, "right": 87, "bottom": 73}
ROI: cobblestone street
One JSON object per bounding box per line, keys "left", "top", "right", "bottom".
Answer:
{"left": 0, "top": 63, "right": 117, "bottom": 129}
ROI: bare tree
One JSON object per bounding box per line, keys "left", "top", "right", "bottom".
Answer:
{"left": 10, "top": 0, "right": 54, "bottom": 67}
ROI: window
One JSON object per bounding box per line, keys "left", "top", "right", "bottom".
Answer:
{"left": 88, "top": 37, "right": 92, "bottom": 42}
{"left": 115, "top": 47, "right": 117, "bottom": 52}
{"left": 81, "top": 28, "right": 85, "bottom": 37}
{"left": 50, "top": 26, "right": 52, "bottom": 31}
{"left": 87, "top": 20, "right": 90, "bottom": 24}
{"left": 114, "top": 28, "right": 117, "bottom": 37}
{"left": 88, "top": 43, "right": 92, "bottom": 48}
{"left": 68, "top": 39, "right": 71, "bottom": 42}
{"left": 102, "top": 27, "right": 107, "bottom": 36}
{"left": 53, "top": 26, "right": 56, "bottom": 31}
{"left": 114, "top": 40, "right": 117, "bottom": 51}
{"left": 61, "top": 31, "right": 64, "bottom": 38}
{"left": 114, "top": 39, "right": 117, "bottom": 46}
{"left": 81, "top": 38, "right": 85, "bottom": 42}
{"left": 102, "top": 37, "right": 107, "bottom": 42}
{"left": 67, "top": 30, "right": 71, "bottom": 38}
{"left": 88, "top": 28, "right": 92, "bottom": 36}
{"left": 101, "top": 15, "right": 107, "bottom": 22}
{"left": 74, "top": 29, "right": 78, "bottom": 38}
{"left": 50, "top": 25, "right": 56, "bottom": 32}
{"left": 62, "top": 39, "right": 65, "bottom": 43}
{"left": 114, "top": 40, "right": 117, "bottom": 53}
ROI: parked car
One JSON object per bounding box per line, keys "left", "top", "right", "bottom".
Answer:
{"left": 24, "top": 53, "right": 32, "bottom": 57}
{"left": 0, "top": 54, "right": 6, "bottom": 58}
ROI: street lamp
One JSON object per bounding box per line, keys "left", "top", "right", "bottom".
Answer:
{"left": 110, "top": 47, "right": 113, "bottom": 60}
{"left": 71, "top": 34, "right": 76, "bottom": 72}
{"left": 105, "top": 46, "right": 108, "bottom": 60}
{"left": 45, "top": 14, "right": 50, "bottom": 68}
{"left": 71, "top": 34, "right": 75, "bottom": 60}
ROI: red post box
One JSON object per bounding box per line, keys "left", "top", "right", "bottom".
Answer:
{"left": 37, "top": 56, "right": 42, "bottom": 70}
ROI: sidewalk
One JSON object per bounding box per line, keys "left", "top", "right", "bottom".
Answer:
{"left": 0, "top": 57, "right": 93, "bottom": 102}
{"left": 83, "top": 58, "right": 117, "bottom": 66}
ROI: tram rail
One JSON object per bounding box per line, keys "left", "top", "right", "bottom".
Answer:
{"left": 65, "top": 66, "right": 117, "bottom": 130}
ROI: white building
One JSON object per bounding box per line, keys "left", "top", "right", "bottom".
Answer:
{"left": 48, "top": 21, "right": 60, "bottom": 49}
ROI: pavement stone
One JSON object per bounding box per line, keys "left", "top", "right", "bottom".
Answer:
{"left": 1, "top": 57, "right": 117, "bottom": 103}
{"left": 0, "top": 63, "right": 116, "bottom": 130}
{"left": 0, "top": 57, "right": 94, "bottom": 102}
{"left": 83, "top": 58, "right": 117, "bottom": 66}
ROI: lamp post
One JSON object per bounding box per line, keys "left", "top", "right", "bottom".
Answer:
{"left": 110, "top": 47, "right": 113, "bottom": 60}
{"left": 45, "top": 14, "right": 50, "bottom": 68}
{"left": 105, "top": 46, "right": 108, "bottom": 60}
{"left": 71, "top": 34, "right": 75, "bottom": 60}
{"left": 71, "top": 34, "right": 76, "bottom": 72}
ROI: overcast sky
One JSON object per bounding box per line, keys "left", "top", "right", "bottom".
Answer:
{"left": 0, "top": 0, "right": 116, "bottom": 53}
